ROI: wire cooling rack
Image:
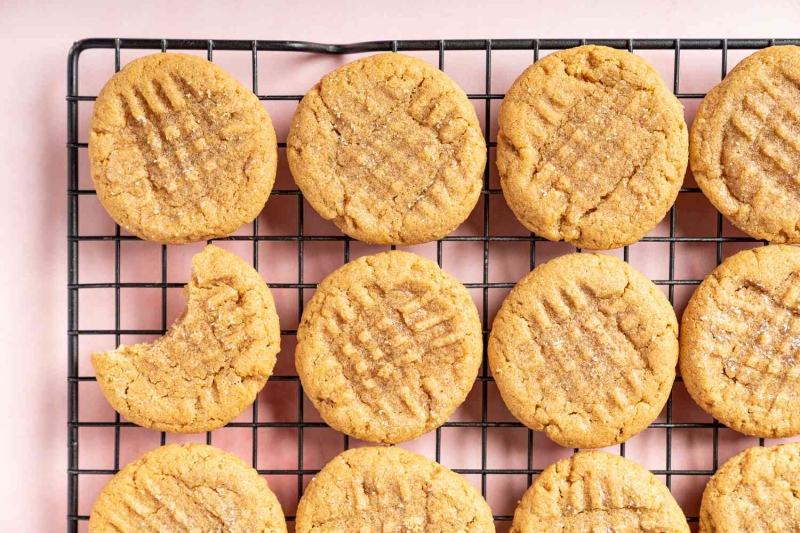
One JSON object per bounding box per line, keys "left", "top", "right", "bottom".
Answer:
{"left": 67, "top": 38, "right": 800, "bottom": 532}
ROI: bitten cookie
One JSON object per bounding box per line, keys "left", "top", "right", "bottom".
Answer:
{"left": 497, "top": 45, "right": 688, "bottom": 249}
{"left": 691, "top": 46, "right": 800, "bottom": 243}
{"left": 92, "top": 245, "right": 280, "bottom": 433}
{"left": 680, "top": 244, "right": 800, "bottom": 437}
{"left": 287, "top": 52, "right": 486, "bottom": 245}
{"left": 700, "top": 443, "right": 800, "bottom": 532}
{"left": 510, "top": 451, "right": 689, "bottom": 533}
{"left": 489, "top": 253, "right": 678, "bottom": 448}
{"left": 296, "top": 250, "right": 482, "bottom": 443}
{"left": 89, "top": 444, "right": 287, "bottom": 532}
{"left": 89, "top": 53, "right": 277, "bottom": 244}
{"left": 295, "top": 446, "right": 495, "bottom": 533}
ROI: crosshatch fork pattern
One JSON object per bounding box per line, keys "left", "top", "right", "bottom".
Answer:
{"left": 67, "top": 37, "right": 800, "bottom": 532}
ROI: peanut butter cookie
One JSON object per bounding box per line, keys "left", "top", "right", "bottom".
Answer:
{"left": 92, "top": 245, "right": 280, "bottom": 433}
{"left": 497, "top": 45, "right": 688, "bottom": 250}
{"left": 510, "top": 451, "right": 688, "bottom": 533}
{"left": 489, "top": 253, "right": 679, "bottom": 448}
{"left": 89, "top": 444, "right": 287, "bottom": 532}
{"left": 296, "top": 250, "right": 482, "bottom": 444}
{"left": 700, "top": 443, "right": 800, "bottom": 532}
{"left": 287, "top": 53, "right": 486, "bottom": 245}
{"left": 90, "top": 53, "right": 277, "bottom": 244}
{"left": 680, "top": 244, "right": 800, "bottom": 437}
{"left": 691, "top": 46, "right": 800, "bottom": 243}
{"left": 296, "top": 446, "right": 494, "bottom": 533}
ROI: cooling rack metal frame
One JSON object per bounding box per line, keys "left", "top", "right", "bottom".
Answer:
{"left": 67, "top": 37, "right": 799, "bottom": 532}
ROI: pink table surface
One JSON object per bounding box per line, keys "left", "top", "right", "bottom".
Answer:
{"left": 3, "top": 0, "right": 800, "bottom": 530}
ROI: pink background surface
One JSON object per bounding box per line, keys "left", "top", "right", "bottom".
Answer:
{"left": 3, "top": 0, "right": 800, "bottom": 530}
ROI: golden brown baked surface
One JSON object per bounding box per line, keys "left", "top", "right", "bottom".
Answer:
{"left": 510, "top": 451, "right": 689, "bottom": 533}
{"left": 497, "top": 45, "right": 688, "bottom": 250}
{"left": 489, "top": 253, "right": 678, "bottom": 448}
{"left": 700, "top": 443, "right": 800, "bottom": 533}
{"left": 296, "top": 250, "right": 482, "bottom": 443}
{"left": 287, "top": 52, "right": 486, "bottom": 245}
{"left": 295, "top": 446, "right": 494, "bottom": 533}
{"left": 691, "top": 46, "right": 800, "bottom": 243}
{"left": 92, "top": 245, "right": 280, "bottom": 433}
{"left": 89, "top": 444, "right": 287, "bottom": 532}
{"left": 680, "top": 244, "right": 800, "bottom": 437}
{"left": 89, "top": 53, "right": 277, "bottom": 244}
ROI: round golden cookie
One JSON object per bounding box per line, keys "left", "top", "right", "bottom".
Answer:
{"left": 89, "top": 444, "right": 287, "bottom": 532}
{"left": 296, "top": 446, "right": 494, "bottom": 533}
{"left": 691, "top": 46, "right": 800, "bottom": 243}
{"left": 489, "top": 253, "right": 679, "bottom": 448}
{"left": 287, "top": 52, "right": 486, "bottom": 245}
{"left": 680, "top": 244, "right": 800, "bottom": 437}
{"left": 89, "top": 53, "right": 278, "bottom": 244}
{"left": 510, "top": 451, "right": 689, "bottom": 533}
{"left": 92, "top": 245, "right": 280, "bottom": 433}
{"left": 700, "top": 443, "right": 800, "bottom": 532}
{"left": 497, "top": 45, "right": 688, "bottom": 250}
{"left": 296, "top": 250, "right": 482, "bottom": 444}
